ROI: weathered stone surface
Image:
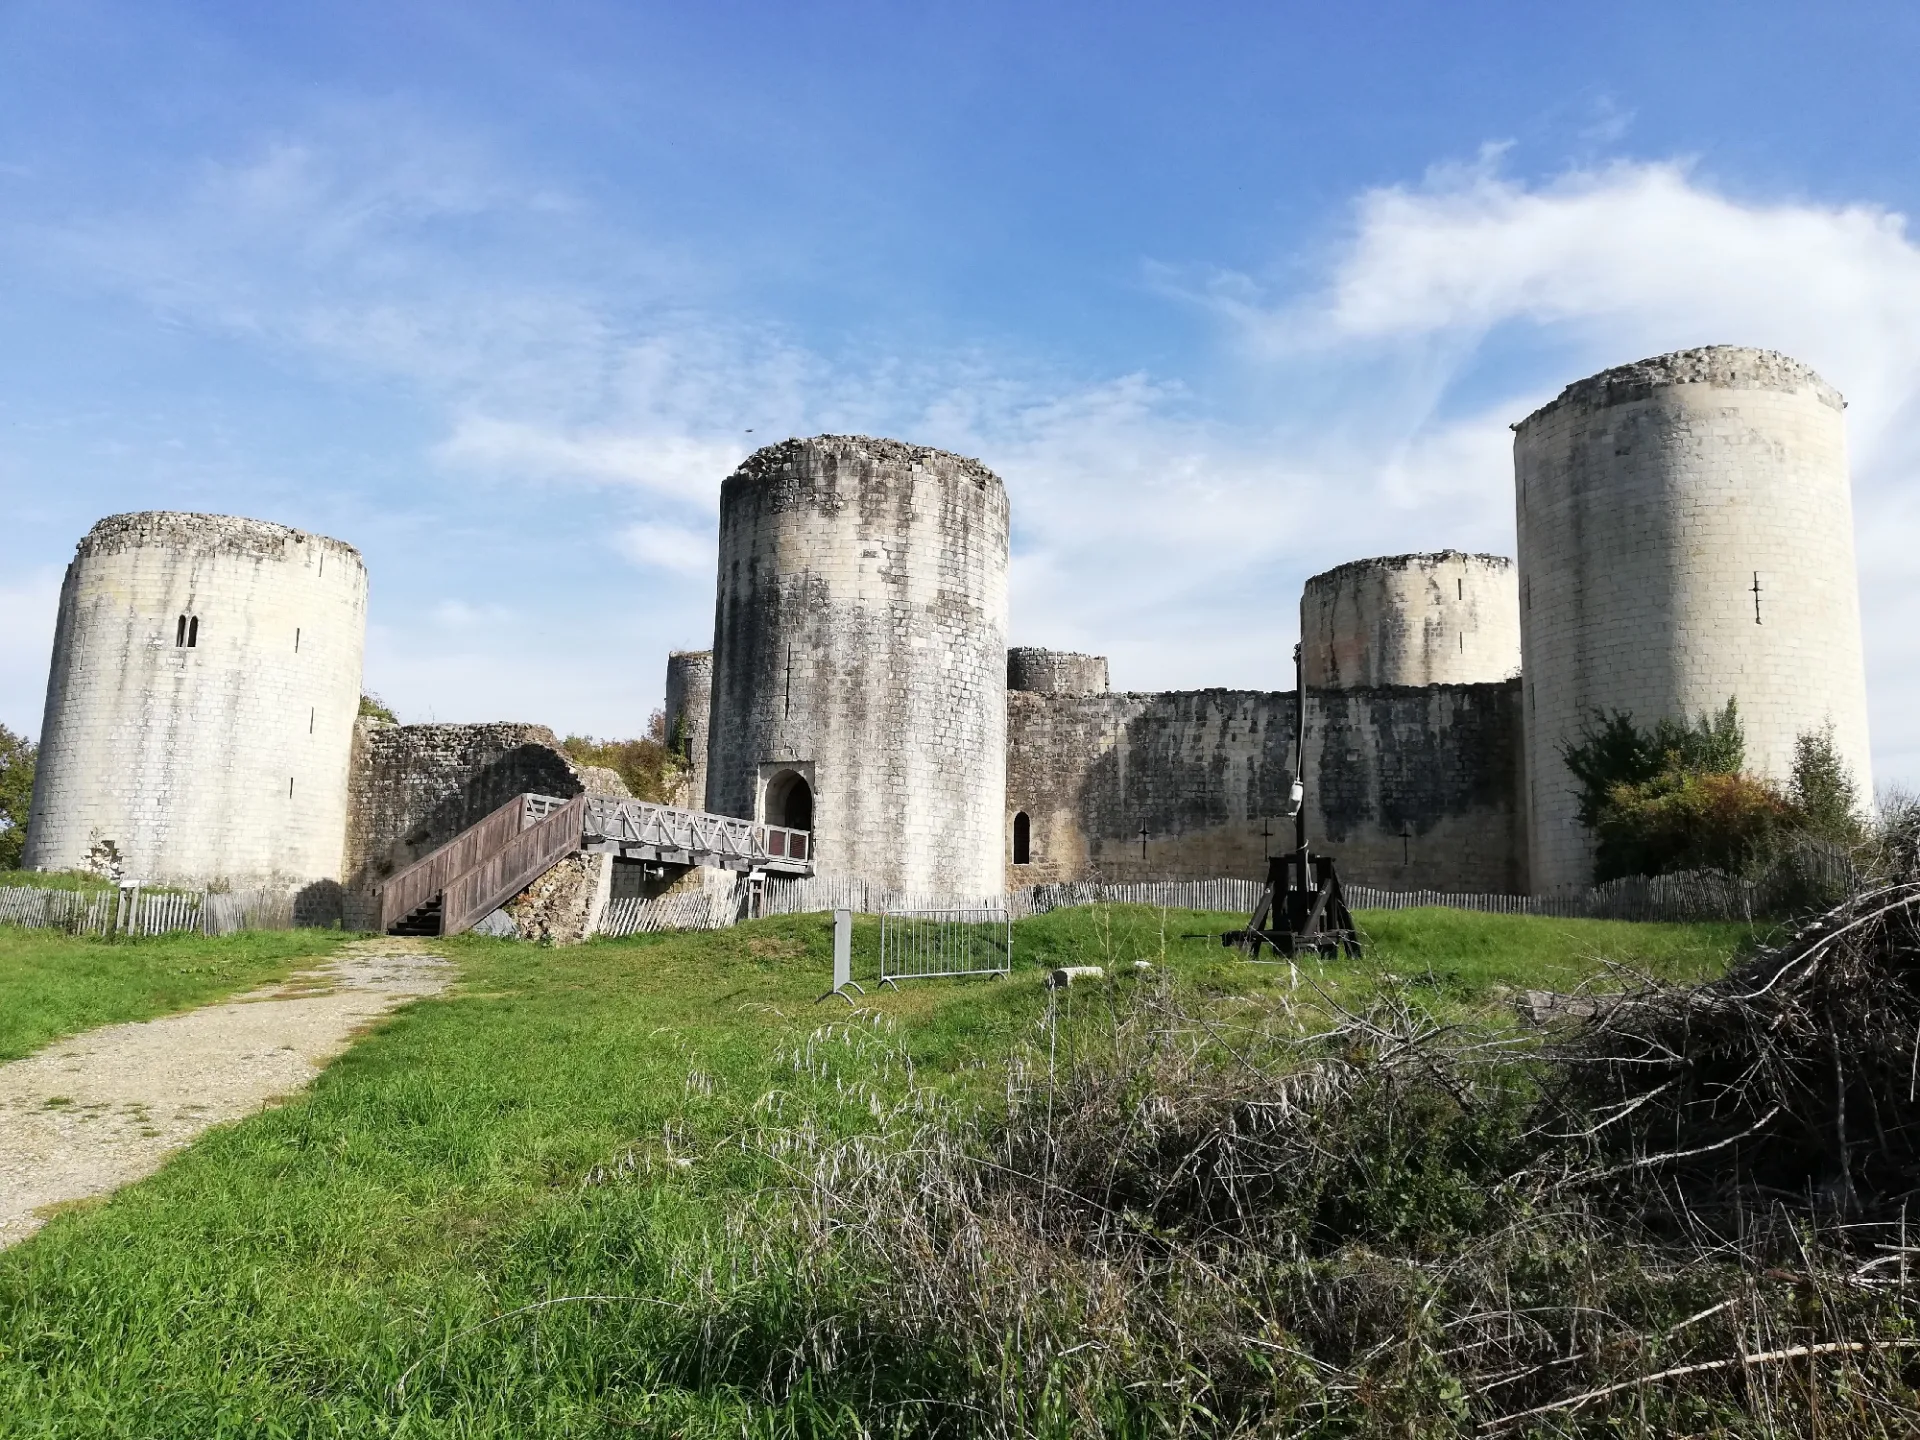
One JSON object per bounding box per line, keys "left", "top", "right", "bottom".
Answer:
{"left": 25, "top": 512, "right": 366, "bottom": 890}
{"left": 1007, "top": 648, "right": 1108, "bottom": 696}
{"left": 1005, "top": 683, "right": 1524, "bottom": 893}
{"left": 1301, "top": 552, "right": 1519, "bottom": 689}
{"left": 1515, "top": 345, "right": 1871, "bottom": 889}
{"left": 505, "top": 851, "right": 611, "bottom": 944}
{"left": 664, "top": 650, "right": 712, "bottom": 809}
{"left": 707, "top": 435, "right": 1009, "bottom": 896}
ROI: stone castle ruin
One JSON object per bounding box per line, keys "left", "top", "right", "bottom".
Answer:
{"left": 18, "top": 346, "right": 1876, "bottom": 933}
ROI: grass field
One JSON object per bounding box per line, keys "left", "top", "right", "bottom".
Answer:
{"left": 0, "top": 926, "right": 354, "bottom": 1063}
{"left": 0, "top": 905, "right": 1765, "bottom": 1435}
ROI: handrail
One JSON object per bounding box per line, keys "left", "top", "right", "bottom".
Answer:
{"left": 442, "top": 795, "right": 587, "bottom": 936}
{"left": 580, "top": 797, "right": 812, "bottom": 874}
{"left": 373, "top": 793, "right": 571, "bottom": 933}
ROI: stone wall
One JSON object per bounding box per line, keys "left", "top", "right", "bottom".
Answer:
{"left": 1515, "top": 346, "right": 1872, "bottom": 889}
{"left": 1005, "top": 683, "right": 1524, "bottom": 893}
{"left": 344, "top": 719, "right": 628, "bottom": 892}
{"left": 706, "top": 435, "right": 1010, "bottom": 896}
{"left": 1007, "top": 647, "right": 1109, "bottom": 695}
{"left": 25, "top": 512, "right": 367, "bottom": 891}
{"left": 1306, "top": 682, "right": 1527, "bottom": 895}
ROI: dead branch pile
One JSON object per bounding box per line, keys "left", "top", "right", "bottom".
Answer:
{"left": 1551, "top": 882, "right": 1920, "bottom": 1239}
{"left": 699, "top": 959, "right": 1920, "bottom": 1436}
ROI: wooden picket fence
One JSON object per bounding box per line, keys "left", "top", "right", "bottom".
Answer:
{"left": 0, "top": 884, "right": 296, "bottom": 937}
{"left": 612, "top": 868, "right": 1776, "bottom": 935}
{"left": 1010, "top": 878, "right": 1267, "bottom": 918}
{"left": 598, "top": 885, "right": 741, "bottom": 937}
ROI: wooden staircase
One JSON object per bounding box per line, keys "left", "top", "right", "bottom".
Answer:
{"left": 374, "top": 793, "right": 585, "bottom": 938}
{"left": 388, "top": 895, "right": 443, "bottom": 937}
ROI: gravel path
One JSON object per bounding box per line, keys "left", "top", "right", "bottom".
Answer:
{"left": 0, "top": 937, "right": 449, "bottom": 1249}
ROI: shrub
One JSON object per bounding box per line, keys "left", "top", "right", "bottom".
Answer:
{"left": 358, "top": 692, "right": 398, "bottom": 724}
{"left": 1593, "top": 767, "right": 1795, "bottom": 880}
{"left": 1565, "top": 704, "right": 1867, "bottom": 886}
{"left": 1789, "top": 721, "right": 1864, "bottom": 842}
{"left": 564, "top": 710, "right": 684, "bottom": 802}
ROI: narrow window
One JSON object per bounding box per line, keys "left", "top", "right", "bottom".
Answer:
{"left": 186, "top": 616, "right": 198, "bottom": 647}
{"left": 1457, "top": 578, "right": 1463, "bottom": 600}
{"left": 175, "top": 615, "right": 186, "bottom": 647}
{"left": 295, "top": 626, "right": 301, "bottom": 653}
{"left": 1012, "top": 811, "right": 1031, "bottom": 865}
{"left": 309, "top": 707, "right": 315, "bottom": 734}
{"left": 288, "top": 776, "right": 295, "bottom": 798}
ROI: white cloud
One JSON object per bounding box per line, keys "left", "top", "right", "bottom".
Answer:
{"left": 615, "top": 522, "right": 715, "bottom": 577}
{"left": 428, "top": 599, "right": 515, "bottom": 631}
{"left": 437, "top": 415, "right": 743, "bottom": 508}
{"left": 1198, "top": 154, "right": 1920, "bottom": 785}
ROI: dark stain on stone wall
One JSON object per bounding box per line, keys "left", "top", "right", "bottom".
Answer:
{"left": 1007, "top": 681, "right": 1525, "bottom": 893}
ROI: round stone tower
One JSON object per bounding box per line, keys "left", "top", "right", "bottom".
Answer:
{"left": 706, "top": 435, "right": 1010, "bottom": 896}
{"left": 25, "top": 512, "right": 368, "bottom": 888}
{"left": 1514, "top": 346, "right": 1872, "bottom": 890}
{"left": 1007, "top": 647, "right": 1108, "bottom": 696}
{"left": 1301, "top": 552, "right": 1520, "bottom": 689}
{"left": 663, "top": 649, "right": 712, "bottom": 809}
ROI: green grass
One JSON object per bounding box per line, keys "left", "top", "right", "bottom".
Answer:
{"left": 1354, "top": 905, "right": 1767, "bottom": 995}
{"left": 0, "top": 927, "right": 354, "bottom": 1062}
{"left": 0, "top": 906, "right": 1761, "bottom": 1436}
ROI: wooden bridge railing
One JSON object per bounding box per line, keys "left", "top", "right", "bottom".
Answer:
{"left": 374, "top": 793, "right": 565, "bottom": 934}
{"left": 441, "top": 794, "right": 587, "bottom": 936}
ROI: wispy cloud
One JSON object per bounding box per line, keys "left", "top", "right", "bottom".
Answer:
{"left": 436, "top": 416, "right": 744, "bottom": 507}
{"left": 615, "top": 521, "right": 715, "bottom": 577}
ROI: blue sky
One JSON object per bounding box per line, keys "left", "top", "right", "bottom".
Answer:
{"left": 7, "top": 1, "right": 1920, "bottom": 786}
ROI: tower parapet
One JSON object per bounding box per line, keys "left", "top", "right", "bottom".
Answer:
{"left": 1301, "top": 551, "right": 1519, "bottom": 690}
{"left": 1007, "top": 647, "right": 1108, "bottom": 696}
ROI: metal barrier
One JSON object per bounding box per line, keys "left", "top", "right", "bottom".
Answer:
{"left": 879, "top": 905, "right": 1012, "bottom": 984}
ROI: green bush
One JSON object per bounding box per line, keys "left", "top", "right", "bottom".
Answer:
{"left": 564, "top": 709, "right": 685, "bottom": 802}
{"left": 1593, "top": 767, "right": 1795, "bottom": 879}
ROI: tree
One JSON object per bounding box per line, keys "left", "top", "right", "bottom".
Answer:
{"left": 0, "top": 723, "right": 36, "bottom": 871}
{"left": 1788, "top": 721, "right": 1862, "bottom": 842}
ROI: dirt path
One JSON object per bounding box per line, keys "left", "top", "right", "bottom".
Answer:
{"left": 0, "top": 937, "right": 449, "bottom": 1249}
